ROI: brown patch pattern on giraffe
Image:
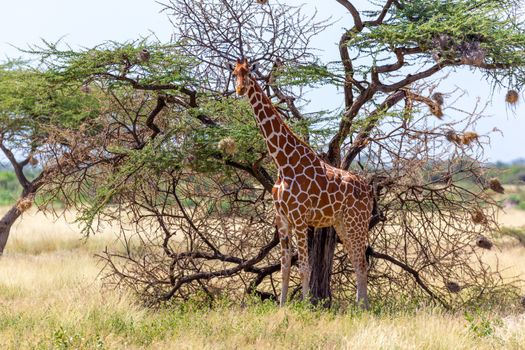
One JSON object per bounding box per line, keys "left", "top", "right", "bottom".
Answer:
{"left": 232, "top": 58, "right": 373, "bottom": 309}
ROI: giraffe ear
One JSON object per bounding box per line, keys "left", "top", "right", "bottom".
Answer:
{"left": 226, "top": 62, "right": 235, "bottom": 71}
{"left": 250, "top": 62, "right": 260, "bottom": 72}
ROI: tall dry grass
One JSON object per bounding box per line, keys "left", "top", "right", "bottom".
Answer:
{"left": 2, "top": 208, "right": 118, "bottom": 255}
{"left": 0, "top": 208, "right": 524, "bottom": 349}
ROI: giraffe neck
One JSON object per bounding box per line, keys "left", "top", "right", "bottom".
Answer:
{"left": 245, "top": 76, "right": 321, "bottom": 176}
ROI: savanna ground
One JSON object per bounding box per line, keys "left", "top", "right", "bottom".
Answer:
{"left": 0, "top": 206, "right": 525, "bottom": 349}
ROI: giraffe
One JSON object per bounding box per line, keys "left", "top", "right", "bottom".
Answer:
{"left": 230, "top": 58, "right": 374, "bottom": 308}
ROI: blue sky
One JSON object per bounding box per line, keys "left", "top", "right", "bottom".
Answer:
{"left": 0, "top": 0, "right": 523, "bottom": 162}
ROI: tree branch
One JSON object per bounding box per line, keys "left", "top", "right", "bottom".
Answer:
{"left": 224, "top": 159, "right": 274, "bottom": 193}
{"left": 266, "top": 61, "right": 304, "bottom": 121}
{"left": 161, "top": 227, "right": 280, "bottom": 301}
{"left": 369, "top": 248, "right": 450, "bottom": 309}
{"left": 339, "top": 31, "right": 356, "bottom": 107}
{"left": 375, "top": 63, "right": 445, "bottom": 92}
{"left": 326, "top": 87, "right": 375, "bottom": 164}
{"left": 336, "top": 0, "right": 363, "bottom": 31}
{"left": 0, "top": 141, "right": 30, "bottom": 190}
{"left": 145, "top": 95, "right": 166, "bottom": 139}
{"left": 375, "top": 47, "right": 423, "bottom": 74}
{"left": 96, "top": 72, "right": 198, "bottom": 106}
{"left": 363, "top": 0, "right": 395, "bottom": 27}
{"left": 246, "top": 253, "right": 298, "bottom": 301}
{"left": 341, "top": 90, "right": 406, "bottom": 169}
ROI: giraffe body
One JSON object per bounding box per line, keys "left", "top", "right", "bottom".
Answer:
{"left": 232, "top": 59, "right": 373, "bottom": 308}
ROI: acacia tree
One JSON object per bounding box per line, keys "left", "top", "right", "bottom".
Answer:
{"left": 28, "top": 0, "right": 525, "bottom": 308}
{"left": 0, "top": 62, "right": 98, "bottom": 254}
{"left": 313, "top": 0, "right": 525, "bottom": 304}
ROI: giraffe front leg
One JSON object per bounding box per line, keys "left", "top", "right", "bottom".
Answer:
{"left": 276, "top": 214, "right": 291, "bottom": 307}
{"left": 295, "top": 225, "right": 311, "bottom": 302}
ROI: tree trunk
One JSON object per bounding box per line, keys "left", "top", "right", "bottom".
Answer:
{"left": 0, "top": 205, "right": 23, "bottom": 255}
{"left": 307, "top": 226, "right": 337, "bottom": 307}
{"left": 0, "top": 187, "right": 36, "bottom": 255}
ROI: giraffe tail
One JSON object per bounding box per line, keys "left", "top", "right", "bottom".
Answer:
{"left": 365, "top": 245, "right": 374, "bottom": 266}
{"left": 368, "top": 176, "right": 389, "bottom": 230}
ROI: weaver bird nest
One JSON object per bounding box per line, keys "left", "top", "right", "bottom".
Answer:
{"left": 505, "top": 90, "right": 519, "bottom": 105}
{"left": 137, "top": 49, "right": 150, "bottom": 63}
{"left": 432, "top": 92, "right": 444, "bottom": 106}
{"left": 471, "top": 208, "right": 487, "bottom": 225}
{"left": 16, "top": 197, "right": 33, "bottom": 213}
{"left": 488, "top": 178, "right": 505, "bottom": 194}
{"left": 218, "top": 137, "right": 237, "bottom": 156}
{"left": 446, "top": 281, "right": 462, "bottom": 293}
{"left": 475, "top": 235, "right": 493, "bottom": 250}
{"left": 445, "top": 131, "right": 479, "bottom": 146}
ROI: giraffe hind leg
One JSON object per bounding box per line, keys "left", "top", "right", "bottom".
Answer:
{"left": 335, "top": 221, "right": 370, "bottom": 310}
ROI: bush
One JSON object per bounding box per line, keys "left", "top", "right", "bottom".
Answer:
{"left": 0, "top": 170, "right": 22, "bottom": 205}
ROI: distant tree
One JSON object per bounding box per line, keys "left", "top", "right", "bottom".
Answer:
{"left": 24, "top": 0, "right": 525, "bottom": 308}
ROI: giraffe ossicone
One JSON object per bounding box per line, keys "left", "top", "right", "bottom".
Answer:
{"left": 231, "top": 58, "right": 374, "bottom": 309}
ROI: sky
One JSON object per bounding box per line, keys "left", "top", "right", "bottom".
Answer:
{"left": 0, "top": 0, "right": 523, "bottom": 162}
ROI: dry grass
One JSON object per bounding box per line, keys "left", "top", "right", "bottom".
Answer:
{"left": 498, "top": 208, "right": 525, "bottom": 228}
{"left": 0, "top": 209, "right": 524, "bottom": 349}
{"left": 1, "top": 208, "right": 119, "bottom": 255}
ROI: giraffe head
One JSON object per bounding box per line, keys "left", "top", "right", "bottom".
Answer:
{"left": 229, "top": 58, "right": 257, "bottom": 96}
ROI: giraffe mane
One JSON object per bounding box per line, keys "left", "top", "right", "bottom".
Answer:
{"left": 248, "top": 76, "right": 319, "bottom": 156}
